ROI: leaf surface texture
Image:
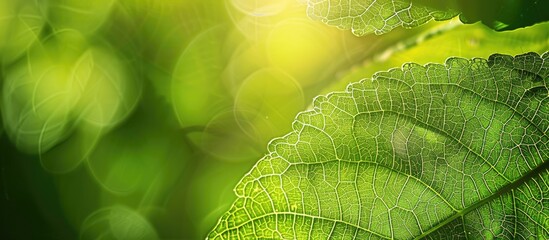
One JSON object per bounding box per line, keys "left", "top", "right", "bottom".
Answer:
{"left": 209, "top": 52, "right": 549, "bottom": 239}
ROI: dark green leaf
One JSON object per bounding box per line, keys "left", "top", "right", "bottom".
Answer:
{"left": 305, "top": 0, "right": 549, "bottom": 36}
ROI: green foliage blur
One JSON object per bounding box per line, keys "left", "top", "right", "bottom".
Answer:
{"left": 0, "top": 0, "right": 547, "bottom": 239}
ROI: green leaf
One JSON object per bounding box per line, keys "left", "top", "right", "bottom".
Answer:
{"left": 305, "top": 0, "right": 459, "bottom": 36}
{"left": 305, "top": 0, "right": 549, "bottom": 36}
{"left": 321, "top": 22, "right": 549, "bottom": 95}
{"left": 208, "top": 52, "right": 549, "bottom": 239}
{"left": 441, "top": 0, "right": 549, "bottom": 31}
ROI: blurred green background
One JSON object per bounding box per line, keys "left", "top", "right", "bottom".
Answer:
{"left": 0, "top": 0, "right": 547, "bottom": 239}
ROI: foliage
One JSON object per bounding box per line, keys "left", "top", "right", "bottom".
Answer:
{"left": 0, "top": 0, "right": 547, "bottom": 239}
{"left": 209, "top": 52, "right": 549, "bottom": 239}
{"left": 306, "top": 0, "right": 549, "bottom": 35}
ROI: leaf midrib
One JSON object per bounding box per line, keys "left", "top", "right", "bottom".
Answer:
{"left": 416, "top": 158, "right": 549, "bottom": 239}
